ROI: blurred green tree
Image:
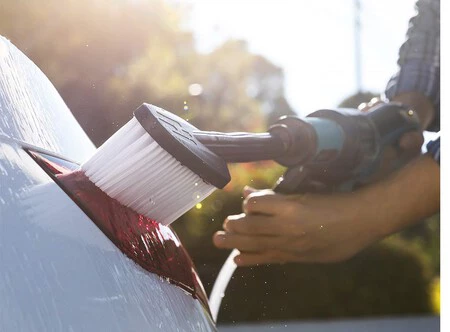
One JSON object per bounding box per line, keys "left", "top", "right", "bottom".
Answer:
{"left": 0, "top": 0, "right": 295, "bottom": 145}
{"left": 1, "top": 0, "right": 172, "bottom": 143}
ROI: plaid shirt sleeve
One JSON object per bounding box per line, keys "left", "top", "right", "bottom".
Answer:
{"left": 384, "top": 0, "right": 440, "bottom": 164}
{"left": 427, "top": 137, "right": 440, "bottom": 164}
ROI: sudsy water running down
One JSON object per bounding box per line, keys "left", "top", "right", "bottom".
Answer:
{"left": 27, "top": 150, "right": 210, "bottom": 311}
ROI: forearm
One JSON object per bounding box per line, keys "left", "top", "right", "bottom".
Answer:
{"left": 362, "top": 155, "right": 439, "bottom": 238}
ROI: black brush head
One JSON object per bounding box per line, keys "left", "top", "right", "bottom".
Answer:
{"left": 134, "top": 103, "right": 231, "bottom": 188}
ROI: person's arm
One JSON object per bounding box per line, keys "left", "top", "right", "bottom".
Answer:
{"left": 213, "top": 0, "right": 441, "bottom": 266}
{"left": 213, "top": 155, "right": 439, "bottom": 266}
{"left": 384, "top": 0, "right": 440, "bottom": 131}
{"left": 369, "top": 154, "right": 439, "bottom": 236}
{"left": 362, "top": 0, "right": 440, "bottom": 163}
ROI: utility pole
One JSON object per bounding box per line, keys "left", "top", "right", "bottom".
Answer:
{"left": 354, "top": 0, "right": 362, "bottom": 93}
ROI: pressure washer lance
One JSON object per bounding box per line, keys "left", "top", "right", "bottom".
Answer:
{"left": 81, "top": 102, "right": 419, "bottom": 226}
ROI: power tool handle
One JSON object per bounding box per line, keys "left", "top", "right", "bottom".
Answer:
{"left": 359, "top": 102, "right": 421, "bottom": 179}
{"left": 274, "top": 103, "right": 421, "bottom": 195}
{"left": 368, "top": 102, "right": 421, "bottom": 148}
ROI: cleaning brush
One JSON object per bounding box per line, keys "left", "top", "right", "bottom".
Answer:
{"left": 81, "top": 104, "right": 229, "bottom": 225}
{"left": 81, "top": 104, "right": 287, "bottom": 226}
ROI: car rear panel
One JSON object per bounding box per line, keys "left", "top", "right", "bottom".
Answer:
{"left": 0, "top": 36, "right": 215, "bottom": 331}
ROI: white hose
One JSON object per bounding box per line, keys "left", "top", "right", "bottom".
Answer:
{"left": 209, "top": 249, "right": 239, "bottom": 322}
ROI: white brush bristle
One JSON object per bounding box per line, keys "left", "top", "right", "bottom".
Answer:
{"left": 81, "top": 117, "right": 216, "bottom": 225}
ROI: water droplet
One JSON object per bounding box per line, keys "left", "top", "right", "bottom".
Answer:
{"left": 195, "top": 203, "right": 202, "bottom": 209}
{"left": 194, "top": 182, "right": 198, "bottom": 186}
{"left": 184, "top": 105, "right": 189, "bottom": 111}
{"left": 188, "top": 83, "right": 203, "bottom": 96}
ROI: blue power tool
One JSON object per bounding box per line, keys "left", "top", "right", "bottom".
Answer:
{"left": 194, "top": 102, "right": 420, "bottom": 194}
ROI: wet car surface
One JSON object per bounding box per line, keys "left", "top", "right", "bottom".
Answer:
{"left": 0, "top": 36, "right": 215, "bottom": 331}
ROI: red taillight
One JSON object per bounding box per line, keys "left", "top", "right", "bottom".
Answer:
{"left": 27, "top": 150, "right": 210, "bottom": 312}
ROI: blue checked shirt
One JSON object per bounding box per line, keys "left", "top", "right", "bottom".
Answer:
{"left": 384, "top": 0, "right": 440, "bottom": 164}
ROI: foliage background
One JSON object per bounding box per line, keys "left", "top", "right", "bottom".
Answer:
{"left": 0, "top": 0, "right": 439, "bottom": 323}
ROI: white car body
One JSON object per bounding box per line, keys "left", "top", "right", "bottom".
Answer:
{"left": 0, "top": 36, "right": 215, "bottom": 331}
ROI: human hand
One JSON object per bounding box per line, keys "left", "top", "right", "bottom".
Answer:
{"left": 358, "top": 97, "right": 424, "bottom": 162}
{"left": 213, "top": 186, "right": 383, "bottom": 266}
